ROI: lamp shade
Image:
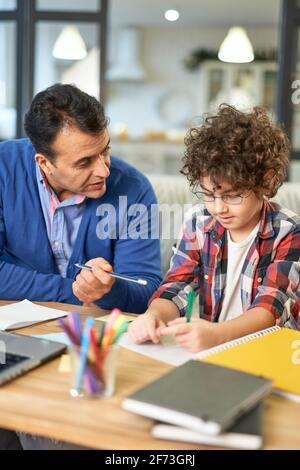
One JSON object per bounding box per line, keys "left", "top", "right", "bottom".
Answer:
{"left": 52, "top": 25, "right": 87, "bottom": 60}
{"left": 218, "top": 27, "right": 254, "bottom": 63}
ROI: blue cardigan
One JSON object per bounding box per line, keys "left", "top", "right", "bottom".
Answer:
{"left": 0, "top": 139, "right": 162, "bottom": 313}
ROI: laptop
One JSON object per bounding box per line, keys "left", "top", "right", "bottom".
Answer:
{"left": 0, "top": 331, "right": 67, "bottom": 385}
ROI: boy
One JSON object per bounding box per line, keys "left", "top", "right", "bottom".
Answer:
{"left": 128, "top": 104, "right": 300, "bottom": 352}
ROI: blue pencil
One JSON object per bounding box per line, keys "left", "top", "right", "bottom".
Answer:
{"left": 73, "top": 317, "right": 95, "bottom": 394}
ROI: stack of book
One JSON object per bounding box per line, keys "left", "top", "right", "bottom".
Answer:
{"left": 123, "top": 360, "right": 271, "bottom": 449}
{"left": 122, "top": 326, "right": 300, "bottom": 449}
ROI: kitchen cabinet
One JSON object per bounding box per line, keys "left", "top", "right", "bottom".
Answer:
{"left": 197, "top": 60, "right": 277, "bottom": 115}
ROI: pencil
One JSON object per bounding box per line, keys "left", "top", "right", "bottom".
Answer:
{"left": 73, "top": 317, "right": 95, "bottom": 393}
{"left": 186, "top": 290, "right": 195, "bottom": 323}
{"left": 75, "top": 263, "right": 147, "bottom": 286}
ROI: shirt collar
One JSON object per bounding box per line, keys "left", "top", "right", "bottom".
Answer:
{"left": 257, "top": 199, "right": 275, "bottom": 239}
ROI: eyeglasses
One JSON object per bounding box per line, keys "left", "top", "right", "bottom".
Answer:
{"left": 194, "top": 191, "right": 251, "bottom": 205}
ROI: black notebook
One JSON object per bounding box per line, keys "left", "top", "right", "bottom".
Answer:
{"left": 152, "top": 402, "right": 264, "bottom": 449}
{"left": 122, "top": 360, "right": 272, "bottom": 435}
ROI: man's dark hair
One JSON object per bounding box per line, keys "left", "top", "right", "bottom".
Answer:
{"left": 24, "top": 83, "right": 109, "bottom": 161}
{"left": 181, "top": 104, "right": 290, "bottom": 198}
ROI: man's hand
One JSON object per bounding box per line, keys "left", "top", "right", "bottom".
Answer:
{"left": 159, "top": 317, "right": 221, "bottom": 352}
{"left": 72, "top": 257, "right": 115, "bottom": 305}
{"left": 128, "top": 312, "right": 165, "bottom": 344}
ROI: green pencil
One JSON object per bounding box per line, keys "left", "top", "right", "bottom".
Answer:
{"left": 186, "top": 290, "right": 195, "bottom": 323}
{"left": 113, "top": 321, "right": 130, "bottom": 344}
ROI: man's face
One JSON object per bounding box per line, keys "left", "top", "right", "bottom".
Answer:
{"left": 37, "top": 126, "right": 111, "bottom": 200}
{"left": 200, "top": 176, "right": 264, "bottom": 241}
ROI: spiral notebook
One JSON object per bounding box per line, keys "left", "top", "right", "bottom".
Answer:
{"left": 198, "top": 326, "right": 300, "bottom": 402}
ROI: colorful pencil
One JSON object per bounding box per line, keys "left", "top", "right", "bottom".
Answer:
{"left": 186, "top": 290, "right": 195, "bottom": 323}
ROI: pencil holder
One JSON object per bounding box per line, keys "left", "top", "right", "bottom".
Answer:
{"left": 69, "top": 343, "right": 118, "bottom": 399}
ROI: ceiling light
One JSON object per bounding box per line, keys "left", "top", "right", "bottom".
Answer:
{"left": 218, "top": 27, "right": 254, "bottom": 63}
{"left": 164, "top": 9, "right": 179, "bottom": 22}
{"left": 52, "top": 25, "right": 87, "bottom": 60}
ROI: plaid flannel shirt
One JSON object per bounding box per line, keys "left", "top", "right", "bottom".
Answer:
{"left": 150, "top": 200, "right": 300, "bottom": 328}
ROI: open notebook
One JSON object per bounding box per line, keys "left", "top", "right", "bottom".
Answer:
{"left": 0, "top": 300, "right": 67, "bottom": 330}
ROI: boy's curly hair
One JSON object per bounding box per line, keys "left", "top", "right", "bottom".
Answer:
{"left": 181, "top": 104, "right": 289, "bottom": 198}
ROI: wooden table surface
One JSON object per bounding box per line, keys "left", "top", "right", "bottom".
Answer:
{"left": 0, "top": 301, "right": 299, "bottom": 449}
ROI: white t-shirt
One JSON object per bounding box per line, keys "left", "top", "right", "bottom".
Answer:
{"left": 218, "top": 223, "right": 260, "bottom": 322}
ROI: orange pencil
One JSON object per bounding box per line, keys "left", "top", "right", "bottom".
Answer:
{"left": 102, "top": 309, "right": 121, "bottom": 350}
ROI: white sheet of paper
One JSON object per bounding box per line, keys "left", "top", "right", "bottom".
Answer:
{"left": 119, "top": 333, "right": 198, "bottom": 366}
{"left": 0, "top": 299, "right": 67, "bottom": 331}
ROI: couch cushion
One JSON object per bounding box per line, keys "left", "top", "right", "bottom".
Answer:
{"left": 271, "top": 183, "right": 300, "bottom": 215}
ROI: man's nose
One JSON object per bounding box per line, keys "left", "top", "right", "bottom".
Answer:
{"left": 93, "top": 155, "right": 110, "bottom": 178}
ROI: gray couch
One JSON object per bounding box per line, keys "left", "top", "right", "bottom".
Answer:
{"left": 148, "top": 175, "right": 300, "bottom": 272}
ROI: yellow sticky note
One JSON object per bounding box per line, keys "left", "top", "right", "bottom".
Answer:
{"left": 58, "top": 354, "right": 71, "bottom": 373}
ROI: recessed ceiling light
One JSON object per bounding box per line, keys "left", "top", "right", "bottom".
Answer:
{"left": 164, "top": 9, "right": 180, "bottom": 22}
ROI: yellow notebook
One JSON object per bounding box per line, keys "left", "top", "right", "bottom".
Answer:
{"left": 198, "top": 326, "right": 300, "bottom": 401}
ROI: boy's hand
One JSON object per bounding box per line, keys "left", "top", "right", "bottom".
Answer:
{"left": 72, "top": 257, "right": 115, "bottom": 305}
{"left": 128, "top": 312, "right": 165, "bottom": 344}
{"left": 159, "top": 317, "right": 221, "bottom": 352}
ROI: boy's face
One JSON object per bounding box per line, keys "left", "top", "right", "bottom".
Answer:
{"left": 200, "top": 177, "right": 264, "bottom": 242}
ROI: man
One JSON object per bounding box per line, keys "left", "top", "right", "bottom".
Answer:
{"left": 0, "top": 83, "right": 162, "bottom": 450}
{"left": 0, "top": 83, "right": 162, "bottom": 312}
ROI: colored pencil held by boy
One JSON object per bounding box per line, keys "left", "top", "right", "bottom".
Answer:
{"left": 128, "top": 104, "right": 300, "bottom": 352}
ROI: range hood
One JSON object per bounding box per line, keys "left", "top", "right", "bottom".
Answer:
{"left": 107, "top": 27, "right": 145, "bottom": 81}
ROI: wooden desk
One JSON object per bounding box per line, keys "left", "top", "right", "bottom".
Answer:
{"left": 0, "top": 301, "right": 299, "bottom": 450}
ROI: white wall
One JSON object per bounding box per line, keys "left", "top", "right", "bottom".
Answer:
{"left": 290, "top": 161, "right": 300, "bottom": 182}
{"left": 106, "top": 26, "right": 279, "bottom": 136}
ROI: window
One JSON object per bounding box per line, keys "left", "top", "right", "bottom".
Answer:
{"left": 0, "top": 0, "right": 16, "bottom": 10}
{"left": 35, "top": 21, "right": 100, "bottom": 98}
{"left": 0, "top": 22, "right": 16, "bottom": 140}
{"left": 291, "top": 28, "right": 300, "bottom": 152}
{"left": 276, "top": 0, "right": 300, "bottom": 180}
{"left": 36, "top": 0, "right": 99, "bottom": 12}
{"left": 0, "top": 0, "right": 107, "bottom": 139}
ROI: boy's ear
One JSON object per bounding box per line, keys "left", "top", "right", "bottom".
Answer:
{"left": 263, "top": 169, "right": 277, "bottom": 198}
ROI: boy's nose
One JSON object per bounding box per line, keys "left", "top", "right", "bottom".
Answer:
{"left": 213, "top": 197, "right": 229, "bottom": 214}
